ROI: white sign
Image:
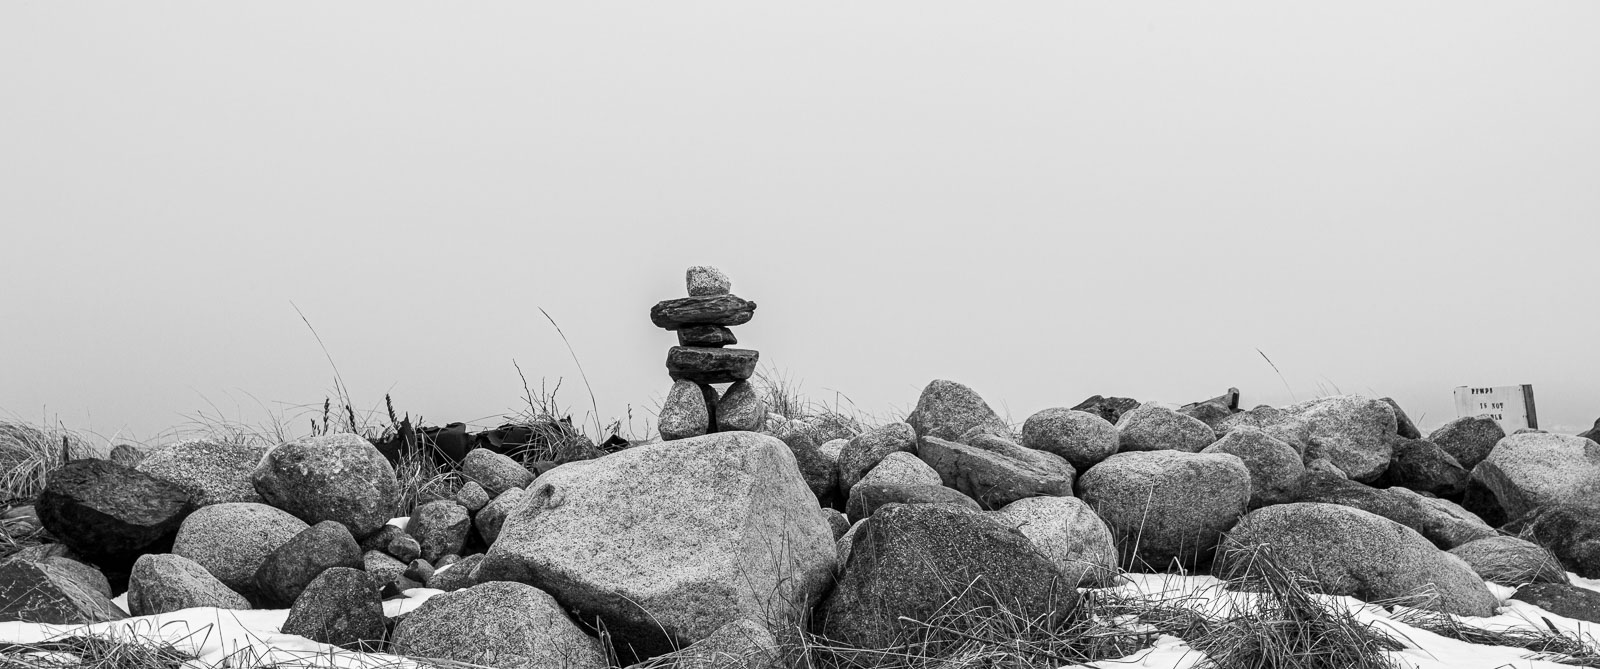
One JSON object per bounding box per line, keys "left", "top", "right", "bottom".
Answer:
{"left": 1453, "top": 385, "right": 1538, "bottom": 433}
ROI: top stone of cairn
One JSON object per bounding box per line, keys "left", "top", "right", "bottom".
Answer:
{"left": 686, "top": 266, "right": 731, "bottom": 296}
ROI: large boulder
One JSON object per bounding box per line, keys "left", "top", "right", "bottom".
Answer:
{"left": 1430, "top": 416, "right": 1507, "bottom": 470}
{"left": 1200, "top": 427, "right": 1303, "bottom": 508}
{"left": 1468, "top": 432, "right": 1600, "bottom": 522}
{"left": 837, "top": 422, "right": 917, "bottom": 491}
{"left": 845, "top": 482, "right": 980, "bottom": 525}
{"left": 460, "top": 448, "right": 534, "bottom": 497}
{"left": 0, "top": 558, "right": 127, "bottom": 624}
{"left": 993, "top": 496, "right": 1119, "bottom": 587}
{"left": 127, "top": 553, "right": 250, "bottom": 616}
{"left": 172, "top": 502, "right": 309, "bottom": 597}
{"left": 905, "top": 380, "right": 1012, "bottom": 442}
{"left": 281, "top": 567, "right": 386, "bottom": 651}
{"left": 1294, "top": 472, "right": 1495, "bottom": 549}
{"left": 1279, "top": 396, "right": 1398, "bottom": 482}
{"left": 35, "top": 458, "right": 195, "bottom": 568}
{"left": 1373, "top": 438, "right": 1469, "bottom": 497}
{"left": 1077, "top": 451, "right": 1250, "bottom": 571}
{"left": 1218, "top": 503, "right": 1498, "bottom": 617}
{"left": 1115, "top": 404, "right": 1215, "bottom": 453}
{"left": 253, "top": 520, "right": 363, "bottom": 607}
{"left": 820, "top": 504, "right": 1076, "bottom": 649}
{"left": 404, "top": 501, "right": 470, "bottom": 563}
{"left": 1021, "top": 408, "right": 1119, "bottom": 470}
{"left": 251, "top": 434, "right": 400, "bottom": 538}
{"left": 1447, "top": 536, "right": 1569, "bottom": 587}
{"left": 1500, "top": 504, "right": 1600, "bottom": 579}
{"left": 917, "top": 436, "right": 1074, "bottom": 510}
{"left": 391, "top": 581, "right": 606, "bottom": 669}
{"left": 136, "top": 439, "right": 268, "bottom": 506}
{"left": 476, "top": 431, "right": 836, "bottom": 662}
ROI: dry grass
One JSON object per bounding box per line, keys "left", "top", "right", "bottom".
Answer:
{"left": 0, "top": 421, "right": 86, "bottom": 506}
{"left": 1390, "top": 607, "right": 1600, "bottom": 667}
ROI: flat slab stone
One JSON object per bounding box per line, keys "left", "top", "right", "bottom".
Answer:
{"left": 666, "top": 346, "right": 759, "bottom": 384}
{"left": 678, "top": 324, "right": 738, "bottom": 347}
{"left": 650, "top": 295, "right": 756, "bottom": 330}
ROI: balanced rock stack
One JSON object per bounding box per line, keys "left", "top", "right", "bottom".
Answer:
{"left": 651, "top": 266, "right": 768, "bottom": 440}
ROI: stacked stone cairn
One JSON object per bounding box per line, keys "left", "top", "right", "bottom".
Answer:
{"left": 652, "top": 266, "right": 767, "bottom": 440}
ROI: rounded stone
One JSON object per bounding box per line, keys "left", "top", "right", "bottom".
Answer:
{"left": 172, "top": 502, "right": 309, "bottom": 596}
{"left": 250, "top": 434, "right": 400, "bottom": 539}
{"left": 1022, "top": 408, "right": 1119, "bottom": 470}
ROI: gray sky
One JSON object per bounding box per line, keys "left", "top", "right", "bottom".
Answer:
{"left": 3, "top": 2, "right": 1598, "bottom": 443}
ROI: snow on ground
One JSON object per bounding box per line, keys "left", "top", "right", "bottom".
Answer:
{"left": 0, "top": 572, "right": 1594, "bottom": 668}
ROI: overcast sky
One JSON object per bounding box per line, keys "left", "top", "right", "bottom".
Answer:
{"left": 3, "top": 2, "right": 1597, "bottom": 444}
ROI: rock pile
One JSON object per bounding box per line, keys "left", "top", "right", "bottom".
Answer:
{"left": 652, "top": 266, "right": 767, "bottom": 440}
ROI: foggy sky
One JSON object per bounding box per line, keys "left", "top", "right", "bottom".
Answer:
{"left": 3, "top": 2, "right": 1598, "bottom": 444}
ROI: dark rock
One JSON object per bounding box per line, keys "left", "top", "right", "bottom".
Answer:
{"left": 475, "top": 487, "right": 527, "bottom": 546}
{"left": 820, "top": 504, "right": 1077, "bottom": 649}
{"left": 460, "top": 448, "right": 534, "bottom": 498}
{"left": 917, "top": 436, "right": 1074, "bottom": 510}
{"left": 1078, "top": 450, "right": 1251, "bottom": 571}
{"left": 650, "top": 294, "right": 757, "bottom": 330}
{"left": 1295, "top": 472, "right": 1495, "bottom": 549}
{"left": 363, "top": 550, "right": 407, "bottom": 589}
{"left": 282, "top": 567, "right": 385, "bottom": 651}
{"left": 127, "top": 553, "right": 250, "bottom": 616}
{"left": 1179, "top": 402, "right": 1234, "bottom": 435}
{"left": 1580, "top": 419, "right": 1600, "bottom": 444}
{"left": 821, "top": 508, "right": 851, "bottom": 540}
{"left": 1501, "top": 504, "right": 1600, "bottom": 579}
{"left": 1200, "top": 427, "right": 1303, "bottom": 508}
{"left": 1381, "top": 398, "right": 1422, "bottom": 439}
{"left": 1070, "top": 395, "right": 1141, "bottom": 426}
{"left": 387, "top": 534, "right": 421, "bottom": 563}
{"left": 715, "top": 381, "right": 766, "bottom": 432}
{"left": 425, "top": 554, "right": 482, "bottom": 592}
{"left": 37, "top": 557, "right": 111, "bottom": 598}
{"left": 1374, "top": 438, "right": 1469, "bottom": 497}
{"left": 404, "top": 501, "right": 470, "bottom": 563}
{"left": 253, "top": 520, "right": 363, "bottom": 607}
{"left": 0, "top": 558, "right": 127, "bottom": 624}
{"left": 837, "top": 422, "right": 918, "bottom": 491}
{"left": 678, "top": 324, "right": 738, "bottom": 347}
{"left": 404, "top": 558, "right": 435, "bottom": 584}
{"left": 1511, "top": 583, "right": 1600, "bottom": 624}
{"left": 775, "top": 421, "right": 842, "bottom": 505}
{"left": 845, "top": 482, "right": 981, "bottom": 524}
{"left": 250, "top": 434, "right": 400, "bottom": 539}
{"left": 1448, "top": 536, "right": 1569, "bottom": 586}
{"left": 107, "top": 444, "right": 145, "bottom": 467}
{"left": 699, "top": 383, "right": 721, "bottom": 433}
{"left": 666, "top": 346, "right": 759, "bottom": 384}
{"left": 1218, "top": 502, "right": 1497, "bottom": 617}
{"left": 472, "top": 418, "right": 603, "bottom": 464}
{"left": 35, "top": 459, "right": 194, "bottom": 569}
{"left": 1021, "top": 408, "right": 1119, "bottom": 470}
{"left": 391, "top": 581, "right": 606, "bottom": 668}
{"left": 173, "top": 502, "right": 308, "bottom": 599}
{"left": 357, "top": 524, "right": 406, "bottom": 557}
{"left": 136, "top": 439, "right": 269, "bottom": 506}
{"left": 1116, "top": 404, "right": 1215, "bottom": 453}
{"left": 906, "top": 380, "right": 1012, "bottom": 442}
{"left": 1430, "top": 416, "right": 1507, "bottom": 470}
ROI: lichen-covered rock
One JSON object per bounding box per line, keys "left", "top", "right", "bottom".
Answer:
{"left": 837, "top": 422, "right": 918, "bottom": 491}
{"left": 1115, "top": 404, "right": 1215, "bottom": 454}
{"left": 1295, "top": 472, "right": 1495, "bottom": 549}
{"left": 1447, "top": 536, "right": 1569, "bottom": 587}
{"left": 1373, "top": 438, "right": 1469, "bottom": 497}
{"left": 461, "top": 448, "right": 534, "bottom": 497}
{"left": 1022, "top": 408, "right": 1119, "bottom": 470}
{"left": 127, "top": 553, "right": 249, "bottom": 616}
{"left": 1279, "top": 396, "right": 1398, "bottom": 482}
{"left": 659, "top": 379, "right": 711, "bottom": 441}
{"left": 1078, "top": 450, "right": 1251, "bottom": 571}
{"left": 716, "top": 381, "right": 767, "bottom": 432}
{"left": 845, "top": 482, "right": 980, "bottom": 524}
{"left": 253, "top": 520, "right": 363, "bottom": 607}
{"left": 475, "top": 487, "right": 527, "bottom": 546}
{"left": 0, "top": 558, "right": 127, "bottom": 624}
{"left": 917, "top": 435, "right": 1075, "bottom": 510}
{"left": 820, "top": 504, "right": 1076, "bottom": 649}
{"left": 905, "top": 380, "right": 1012, "bottom": 442}
{"left": 1430, "top": 416, "right": 1507, "bottom": 470}
{"left": 281, "top": 567, "right": 385, "bottom": 651}
{"left": 391, "top": 581, "right": 606, "bottom": 669}
{"left": 476, "top": 431, "right": 835, "bottom": 661}
{"left": 172, "top": 502, "right": 308, "bottom": 597}
{"left": 994, "top": 496, "right": 1119, "bottom": 587}
{"left": 1469, "top": 433, "right": 1600, "bottom": 521}
{"left": 404, "top": 501, "right": 470, "bottom": 563}
{"left": 1201, "top": 427, "right": 1303, "bottom": 508}
{"left": 1219, "top": 503, "right": 1499, "bottom": 617}
{"left": 251, "top": 434, "right": 399, "bottom": 538}
{"left": 36, "top": 459, "right": 195, "bottom": 566}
